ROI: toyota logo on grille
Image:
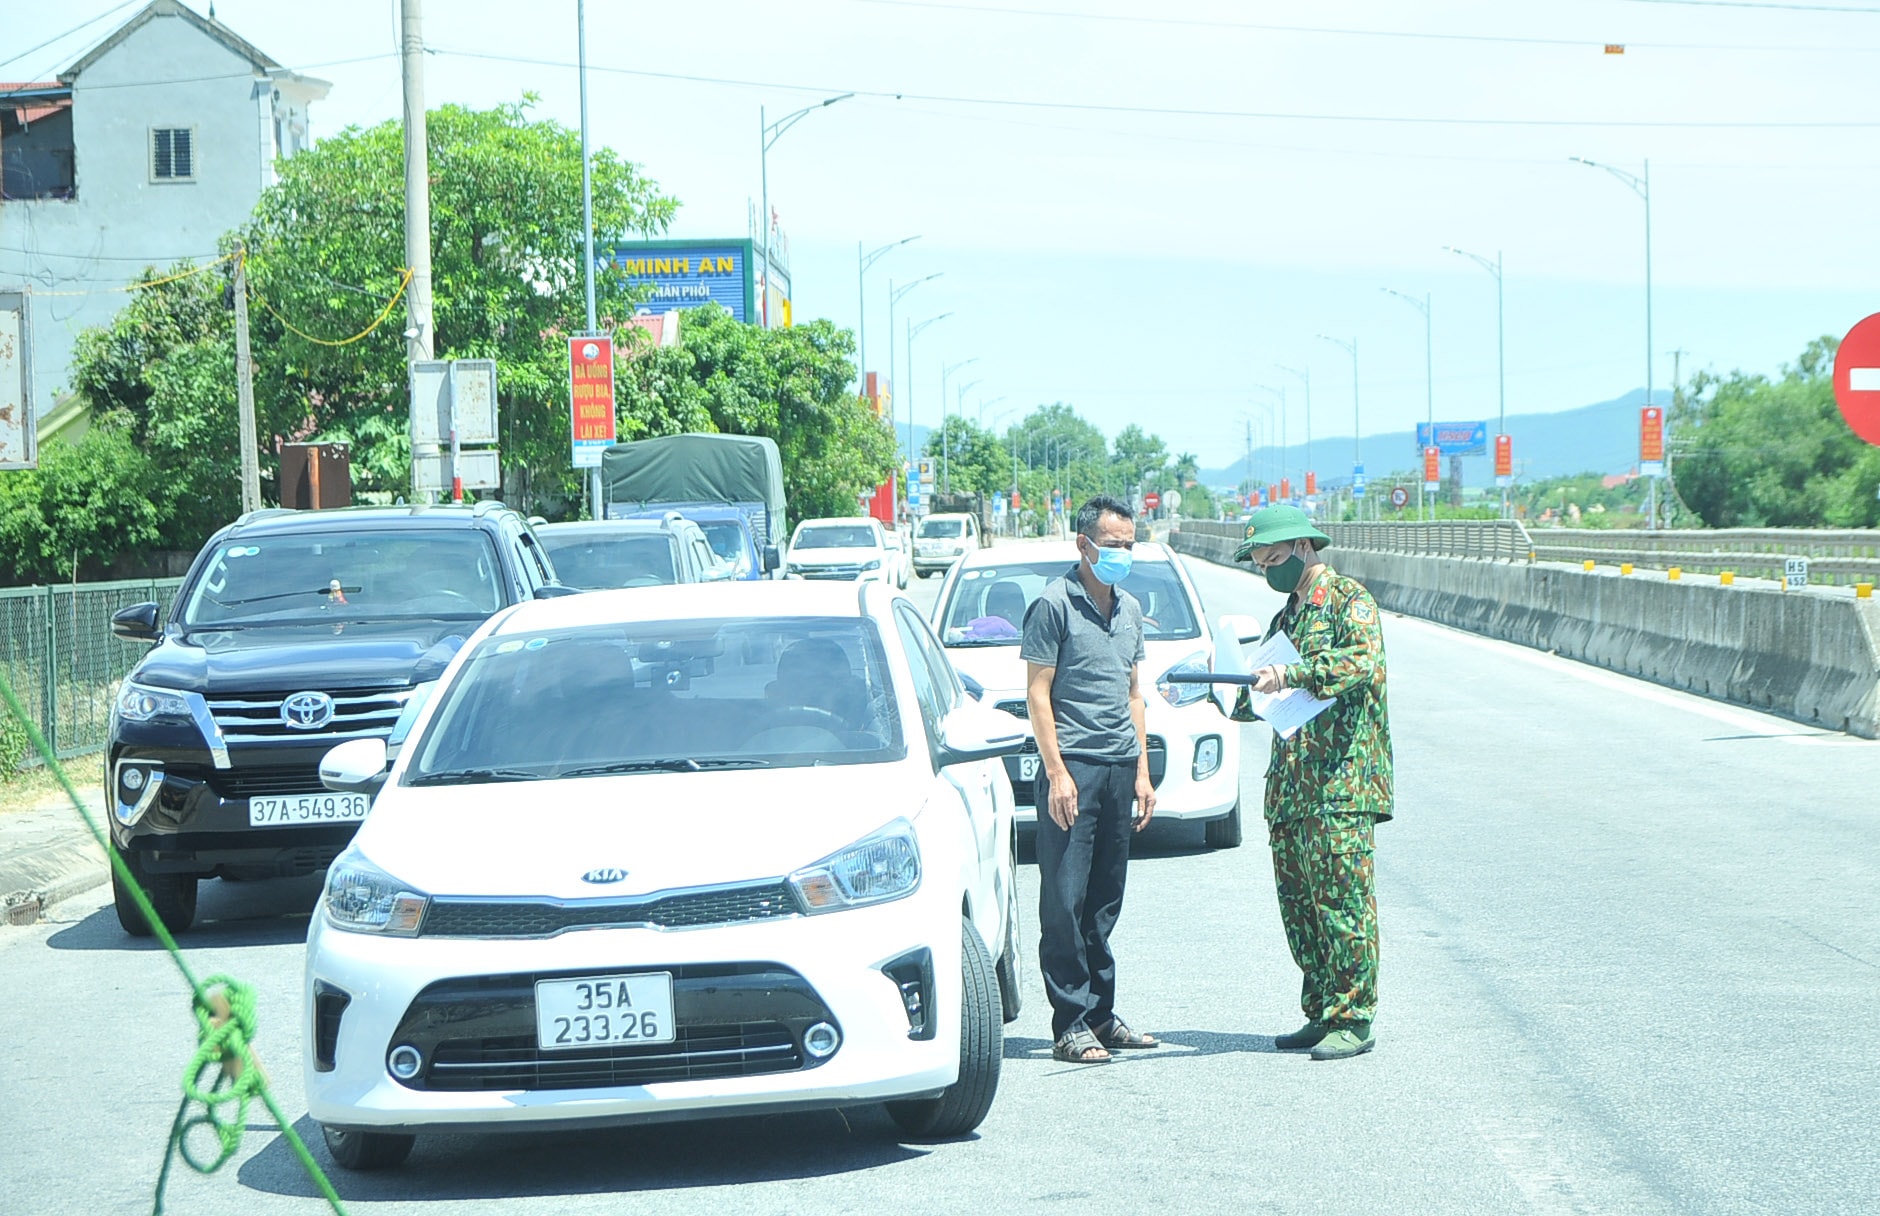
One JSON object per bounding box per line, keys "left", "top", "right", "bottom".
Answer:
{"left": 582, "top": 867, "right": 630, "bottom": 884}
{"left": 280, "top": 691, "right": 336, "bottom": 730}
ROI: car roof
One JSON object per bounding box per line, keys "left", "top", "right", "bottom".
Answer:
{"left": 955, "top": 539, "right": 1172, "bottom": 567}
{"left": 221, "top": 503, "right": 513, "bottom": 538}
{"left": 488, "top": 580, "right": 892, "bottom": 635}
{"left": 795, "top": 516, "right": 879, "bottom": 529}
{"left": 537, "top": 520, "right": 682, "bottom": 539}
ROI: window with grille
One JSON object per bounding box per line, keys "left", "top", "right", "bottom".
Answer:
{"left": 150, "top": 127, "right": 195, "bottom": 182}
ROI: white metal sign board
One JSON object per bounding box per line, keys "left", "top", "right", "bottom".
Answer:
{"left": 412, "top": 448, "right": 501, "bottom": 494}
{"left": 1784, "top": 557, "right": 1809, "bottom": 591}
{"left": 0, "top": 293, "right": 34, "bottom": 470}
{"left": 410, "top": 359, "right": 499, "bottom": 446}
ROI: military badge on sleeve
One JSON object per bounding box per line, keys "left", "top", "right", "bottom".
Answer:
{"left": 1351, "top": 598, "right": 1377, "bottom": 625}
{"left": 1310, "top": 586, "right": 1328, "bottom": 607}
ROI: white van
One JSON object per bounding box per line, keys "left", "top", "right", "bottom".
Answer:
{"left": 914, "top": 512, "right": 982, "bottom": 578}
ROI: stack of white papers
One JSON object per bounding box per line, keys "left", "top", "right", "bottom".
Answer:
{"left": 1214, "top": 616, "right": 1335, "bottom": 740}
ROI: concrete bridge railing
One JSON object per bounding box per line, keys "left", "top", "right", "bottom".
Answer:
{"left": 1166, "top": 519, "right": 1880, "bottom": 738}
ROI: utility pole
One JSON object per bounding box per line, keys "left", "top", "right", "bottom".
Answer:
{"left": 400, "top": 0, "right": 433, "bottom": 365}
{"left": 233, "top": 246, "right": 259, "bottom": 513}
{"left": 577, "top": 0, "right": 601, "bottom": 519}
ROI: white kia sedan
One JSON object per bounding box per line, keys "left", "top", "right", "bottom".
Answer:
{"left": 931, "top": 541, "right": 1244, "bottom": 848}
{"left": 304, "top": 582, "right": 1025, "bottom": 1170}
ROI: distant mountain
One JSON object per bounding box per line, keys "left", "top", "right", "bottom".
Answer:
{"left": 1198, "top": 390, "right": 1658, "bottom": 489}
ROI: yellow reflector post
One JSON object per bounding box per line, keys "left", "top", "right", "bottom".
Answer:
{"left": 1620, "top": 563, "right": 1634, "bottom": 576}
{"left": 1583, "top": 559, "right": 1596, "bottom": 572}
{"left": 1721, "top": 571, "right": 1735, "bottom": 586}
{"left": 1668, "top": 567, "right": 1682, "bottom": 581}
{"left": 1859, "top": 583, "right": 1874, "bottom": 599}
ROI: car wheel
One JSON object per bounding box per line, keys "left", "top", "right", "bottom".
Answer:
{"left": 1204, "top": 801, "right": 1244, "bottom": 850}
{"left": 322, "top": 1124, "right": 416, "bottom": 1171}
{"left": 916, "top": 569, "right": 931, "bottom": 580}
{"left": 112, "top": 845, "right": 198, "bottom": 937}
{"left": 996, "top": 877, "right": 1023, "bottom": 1024}
{"left": 887, "top": 917, "right": 1003, "bottom": 1140}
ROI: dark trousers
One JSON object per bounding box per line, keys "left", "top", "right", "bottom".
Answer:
{"left": 1033, "top": 756, "right": 1138, "bottom": 1039}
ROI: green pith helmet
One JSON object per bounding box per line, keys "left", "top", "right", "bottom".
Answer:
{"left": 1232, "top": 505, "right": 1332, "bottom": 563}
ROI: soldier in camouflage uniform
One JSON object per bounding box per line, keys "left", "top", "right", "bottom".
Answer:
{"left": 1224, "top": 505, "right": 1392, "bottom": 1061}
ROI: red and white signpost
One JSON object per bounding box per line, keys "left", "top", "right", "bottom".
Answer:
{"left": 1833, "top": 312, "right": 1880, "bottom": 447}
{"left": 1143, "top": 491, "right": 1161, "bottom": 512}
{"left": 1639, "top": 405, "right": 1665, "bottom": 528}
{"left": 569, "top": 336, "right": 617, "bottom": 472}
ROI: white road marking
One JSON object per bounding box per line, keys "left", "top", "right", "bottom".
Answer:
{"left": 1850, "top": 367, "right": 1880, "bottom": 392}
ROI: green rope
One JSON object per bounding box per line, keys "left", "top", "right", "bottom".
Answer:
{"left": 0, "top": 673, "right": 348, "bottom": 1216}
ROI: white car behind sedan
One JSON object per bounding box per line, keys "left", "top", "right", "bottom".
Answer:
{"left": 305, "top": 582, "right": 1024, "bottom": 1169}
{"left": 930, "top": 541, "right": 1244, "bottom": 848}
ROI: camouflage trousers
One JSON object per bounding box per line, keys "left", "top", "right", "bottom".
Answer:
{"left": 1268, "top": 814, "right": 1379, "bottom": 1026}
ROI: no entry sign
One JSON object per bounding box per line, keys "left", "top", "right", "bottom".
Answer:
{"left": 1144, "top": 491, "right": 1161, "bottom": 510}
{"left": 1834, "top": 312, "right": 1880, "bottom": 446}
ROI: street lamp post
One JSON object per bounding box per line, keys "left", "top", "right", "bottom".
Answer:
{"left": 760, "top": 93, "right": 852, "bottom": 328}
{"left": 858, "top": 235, "right": 919, "bottom": 394}
{"left": 1382, "top": 288, "right": 1434, "bottom": 521}
{"left": 977, "top": 394, "right": 1006, "bottom": 428}
{"left": 888, "top": 274, "right": 942, "bottom": 473}
{"left": 1253, "top": 385, "right": 1288, "bottom": 498}
{"left": 1277, "top": 363, "right": 1312, "bottom": 505}
{"left": 907, "top": 312, "right": 953, "bottom": 512}
{"left": 1446, "top": 246, "right": 1506, "bottom": 518}
{"left": 1316, "top": 334, "right": 1361, "bottom": 520}
{"left": 1571, "top": 156, "right": 1655, "bottom": 527}
{"left": 938, "top": 359, "right": 978, "bottom": 496}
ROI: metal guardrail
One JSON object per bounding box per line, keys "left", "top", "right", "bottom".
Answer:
{"left": 1173, "top": 519, "right": 1880, "bottom": 585}
{"left": 0, "top": 578, "right": 184, "bottom": 765}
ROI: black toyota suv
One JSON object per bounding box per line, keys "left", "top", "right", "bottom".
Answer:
{"left": 105, "top": 502, "right": 571, "bottom": 935}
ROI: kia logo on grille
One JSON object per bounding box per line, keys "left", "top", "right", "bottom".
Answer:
{"left": 582, "top": 867, "right": 630, "bottom": 884}
{"left": 280, "top": 691, "right": 336, "bottom": 730}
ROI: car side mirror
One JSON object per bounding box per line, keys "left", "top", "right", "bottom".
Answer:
{"left": 534, "top": 584, "right": 583, "bottom": 599}
{"left": 935, "top": 702, "right": 1027, "bottom": 768}
{"left": 320, "top": 738, "right": 389, "bottom": 796}
{"left": 959, "top": 672, "right": 985, "bottom": 702}
{"left": 110, "top": 602, "right": 162, "bottom": 643}
{"left": 763, "top": 545, "right": 781, "bottom": 574}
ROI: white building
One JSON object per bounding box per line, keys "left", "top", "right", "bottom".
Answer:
{"left": 0, "top": 0, "right": 329, "bottom": 451}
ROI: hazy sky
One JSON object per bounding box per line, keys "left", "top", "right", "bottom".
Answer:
{"left": 7, "top": 0, "right": 1880, "bottom": 471}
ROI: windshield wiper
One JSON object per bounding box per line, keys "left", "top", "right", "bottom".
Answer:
{"left": 560, "top": 758, "right": 771, "bottom": 777}
{"left": 209, "top": 585, "right": 360, "bottom": 607}
{"left": 406, "top": 767, "right": 543, "bottom": 786}
{"left": 947, "top": 637, "right": 1020, "bottom": 647}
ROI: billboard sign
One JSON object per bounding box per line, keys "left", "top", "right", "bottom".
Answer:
{"left": 569, "top": 336, "right": 617, "bottom": 469}
{"left": 1423, "top": 446, "right": 1441, "bottom": 490}
{"left": 1639, "top": 406, "right": 1665, "bottom": 476}
{"left": 1495, "top": 433, "right": 1513, "bottom": 486}
{"left": 0, "top": 292, "right": 34, "bottom": 469}
{"left": 1305, "top": 471, "right": 1317, "bottom": 497}
{"left": 1415, "top": 420, "right": 1489, "bottom": 456}
{"left": 611, "top": 240, "right": 757, "bottom": 323}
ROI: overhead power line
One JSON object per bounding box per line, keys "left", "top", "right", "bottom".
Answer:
{"left": 432, "top": 48, "right": 1880, "bottom": 128}
{"left": 0, "top": 0, "right": 140, "bottom": 74}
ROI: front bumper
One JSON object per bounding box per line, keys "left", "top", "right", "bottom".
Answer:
{"left": 304, "top": 892, "right": 963, "bottom": 1132}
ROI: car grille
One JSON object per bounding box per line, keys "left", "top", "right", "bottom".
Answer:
{"left": 795, "top": 565, "right": 864, "bottom": 580}
{"left": 204, "top": 763, "right": 328, "bottom": 799}
{"left": 424, "top": 1023, "right": 801, "bottom": 1092}
{"left": 420, "top": 882, "right": 801, "bottom": 938}
{"left": 207, "top": 686, "right": 411, "bottom": 744}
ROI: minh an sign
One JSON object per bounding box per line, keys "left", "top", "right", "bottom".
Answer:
{"left": 610, "top": 239, "right": 764, "bottom": 324}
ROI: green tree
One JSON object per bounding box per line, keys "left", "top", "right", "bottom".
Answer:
{"left": 922, "top": 415, "right": 1010, "bottom": 497}
{"left": 0, "top": 420, "right": 163, "bottom": 585}
{"left": 1110, "top": 423, "right": 1170, "bottom": 490}
{"left": 1673, "top": 337, "right": 1879, "bottom": 528}
{"left": 240, "top": 98, "right": 679, "bottom": 510}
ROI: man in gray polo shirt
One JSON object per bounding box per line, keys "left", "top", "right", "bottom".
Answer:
{"left": 1022, "top": 495, "right": 1160, "bottom": 1064}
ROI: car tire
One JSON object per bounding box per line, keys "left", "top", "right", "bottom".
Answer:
{"left": 996, "top": 878, "right": 1023, "bottom": 1024}
{"left": 916, "top": 569, "right": 931, "bottom": 580}
{"left": 887, "top": 917, "right": 1003, "bottom": 1140}
{"left": 1204, "top": 801, "right": 1244, "bottom": 850}
{"left": 111, "top": 845, "right": 198, "bottom": 937}
{"left": 322, "top": 1124, "right": 415, "bottom": 1171}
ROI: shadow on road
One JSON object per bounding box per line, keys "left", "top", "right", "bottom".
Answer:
{"left": 239, "top": 1110, "right": 932, "bottom": 1201}
{"left": 1004, "top": 1028, "right": 1280, "bottom": 1061}
{"left": 45, "top": 874, "right": 322, "bottom": 951}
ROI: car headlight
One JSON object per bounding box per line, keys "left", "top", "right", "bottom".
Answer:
{"left": 789, "top": 819, "right": 921, "bottom": 913}
{"left": 115, "top": 682, "right": 194, "bottom": 723}
{"left": 1157, "top": 652, "right": 1212, "bottom": 707}
{"left": 861, "top": 558, "right": 882, "bottom": 571}
{"left": 322, "top": 850, "right": 428, "bottom": 936}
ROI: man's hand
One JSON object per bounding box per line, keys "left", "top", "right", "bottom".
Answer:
{"left": 1133, "top": 769, "right": 1156, "bottom": 831}
{"left": 1252, "top": 664, "right": 1288, "bottom": 695}
{"left": 1046, "top": 767, "right": 1079, "bottom": 830}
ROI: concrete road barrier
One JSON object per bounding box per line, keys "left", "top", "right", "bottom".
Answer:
{"left": 1170, "top": 529, "right": 1880, "bottom": 738}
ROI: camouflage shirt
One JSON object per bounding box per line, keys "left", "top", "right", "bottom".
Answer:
{"left": 1228, "top": 563, "right": 1394, "bottom": 825}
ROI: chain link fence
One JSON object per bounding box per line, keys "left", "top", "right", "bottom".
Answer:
{"left": 0, "top": 579, "right": 185, "bottom": 770}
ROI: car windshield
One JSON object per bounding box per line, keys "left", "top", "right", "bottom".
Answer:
{"left": 795, "top": 525, "right": 877, "bottom": 549}
{"left": 698, "top": 521, "right": 748, "bottom": 563}
{"left": 919, "top": 519, "right": 965, "bottom": 538}
{"left": 537, "top": 532, "right": 678, "bottom": 589}
{"left": 405, "top": 617, "right": 906, "bottom": 783}
{"left": 180, "top": 530, "right": 503, "bottom": 626}
{"left": 938, "top": 559, "right": 1201, "bottom": 646}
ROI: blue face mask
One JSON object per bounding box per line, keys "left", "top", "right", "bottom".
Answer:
{"left": 1087, "top": 544, "right": 1133, "bottom": 587}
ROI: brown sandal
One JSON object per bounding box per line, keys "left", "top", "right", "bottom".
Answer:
{"left": 1094, "top": 1017, "right": 1160, "bottom": 1050}
{"left": 1052, "top": 1027, "right": 1112, "bottom": 1063}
